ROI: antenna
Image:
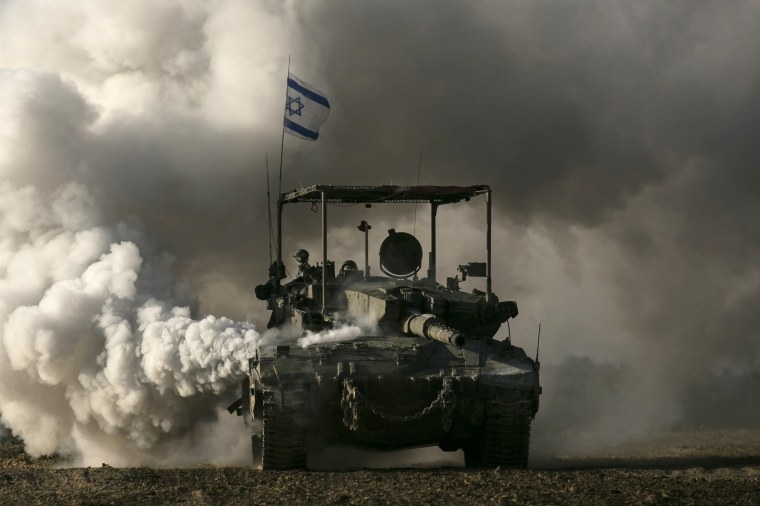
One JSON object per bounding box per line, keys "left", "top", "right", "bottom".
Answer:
{"left": 535, "top": 323, "right": 542, "bottom": 366}
{"left": 265, "top": 152, "right": 273, "bottom": 265}
{"left": 413, "top": 152, "right": 422, "bottom": 236}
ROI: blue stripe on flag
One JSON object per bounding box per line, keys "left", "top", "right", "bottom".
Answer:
{"left": 287, "top": 78, "right": 330, "bottom": 108}
{"left": 284, "top": 118, "right": 319, "bottom": 140}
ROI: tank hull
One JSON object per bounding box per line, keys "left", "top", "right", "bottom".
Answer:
{"left": 245, "top": 335, "right": 539, "bottom": 467}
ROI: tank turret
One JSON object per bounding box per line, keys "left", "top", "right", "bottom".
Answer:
{"left": 344, "top": 280, "right": 517, "bottom": 345}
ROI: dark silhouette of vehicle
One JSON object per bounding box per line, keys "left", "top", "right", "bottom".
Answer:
{"left": 229, "top": 185, "right": 541, "bottom": 469}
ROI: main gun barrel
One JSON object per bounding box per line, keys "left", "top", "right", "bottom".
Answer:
{"left": 402, "top": 312, "right": 466, "bottom": 347}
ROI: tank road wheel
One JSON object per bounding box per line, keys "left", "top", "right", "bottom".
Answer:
{"left": 482, "top": 400, "right": 531, "bottom": 468}
{"left": 259, "top": 389, "right": 308, "bottom": 470}
{"left": 465, "top": 400, "right": 532, "bottom": 468}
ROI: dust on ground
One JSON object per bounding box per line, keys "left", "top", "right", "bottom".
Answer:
{"left": 1, "top": 429, "right": 759, "bottom": 505}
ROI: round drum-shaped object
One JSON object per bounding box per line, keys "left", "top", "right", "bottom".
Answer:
{"left": 379, "top": 229, "right": 423, "bottom": 278}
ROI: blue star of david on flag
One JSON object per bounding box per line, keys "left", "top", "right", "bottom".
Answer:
{"left": 286, "top": 96, "right": 304, "bottom": 116}
{"left": 284, "top": 73, "right": 330, "bottom": 141}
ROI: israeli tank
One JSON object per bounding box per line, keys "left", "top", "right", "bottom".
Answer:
{"left": 229, "top": 185, "right": 541, "bottom": 469}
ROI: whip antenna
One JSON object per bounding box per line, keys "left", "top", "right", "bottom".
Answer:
{"left": 266, "top": 152, "right": 274, "bottom": 265}
{"left": 535, "top": 323, "right": 542, "bottom": 365}
{"left": 413, "top": 152, "right": 422, "bottom": 237}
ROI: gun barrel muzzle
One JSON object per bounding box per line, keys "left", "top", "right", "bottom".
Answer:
{"left": 403, "top": 313, "right": 466, "bottom": 347}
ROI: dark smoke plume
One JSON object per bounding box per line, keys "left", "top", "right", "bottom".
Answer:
{"left": 306, "top": 0, "right": 760, "bottom": 410}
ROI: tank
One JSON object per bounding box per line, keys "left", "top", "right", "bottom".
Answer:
{"left": 228, "top": 185, "right": 541, "bottom": 469}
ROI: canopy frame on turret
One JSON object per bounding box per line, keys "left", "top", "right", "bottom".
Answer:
{"left": 275, "top": 184, "right": 493, "bottom": 318}
{"left": 280, "top": 184, "right": 489, "bottom": 205}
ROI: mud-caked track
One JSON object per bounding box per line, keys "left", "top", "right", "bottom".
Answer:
{"left": 1, "top": 430, "right": 759, "bottom": 505}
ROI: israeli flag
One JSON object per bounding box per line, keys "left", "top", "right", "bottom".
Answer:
{"left": 284, "top": 74, "right": 330, "bottom": 141}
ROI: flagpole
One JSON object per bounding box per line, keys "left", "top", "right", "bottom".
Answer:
{"left": 265, "top": 152, "right": 273, "bottom": 265}
{"left": 278, "top": 55, "right": 291, "bottom": 199}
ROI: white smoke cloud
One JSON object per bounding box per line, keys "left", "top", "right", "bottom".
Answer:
{"left": 0, "top": 62, "right": 368, "bottom": 464}
{"left": 0, "top": 176, "right": 262, "bottom": 463}
{"left": 0, "top": 0, "right": 299, "bottom": 127}
{"left": 297, "top": 324, "right": 362, "bottom": 348}
{"left": 0, "top": 0, "right": 315, "bottom": 466}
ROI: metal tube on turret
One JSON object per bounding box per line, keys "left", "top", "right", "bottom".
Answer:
{"left": 402, "top": 312, "right": 466, "bottom": 347}
{"left": 486, "top": 188, "right": 492, "bottom": 302}
{"left": 429, "top": 203, "right": 438, "bottom": 282}
{"left": 364, "top": 222, "right": 370, "bottom": 279}
{"left": 321, "top": 191, "right": 327, "bottom": 314}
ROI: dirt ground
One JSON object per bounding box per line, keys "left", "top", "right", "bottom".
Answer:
{"left": 1, "top": 430, "right": 759, "bottom": 505}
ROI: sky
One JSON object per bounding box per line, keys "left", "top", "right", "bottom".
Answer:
{"left": 0, "top": 0, "right": 758, "bottom": 465}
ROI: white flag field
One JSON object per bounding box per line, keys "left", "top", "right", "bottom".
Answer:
{"left": 284, "top": 73, "right": 331, "bottom": 141}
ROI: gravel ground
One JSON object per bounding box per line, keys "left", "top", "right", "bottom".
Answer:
{"left": 1, "top": 430, "right": 759, "bottom": 505}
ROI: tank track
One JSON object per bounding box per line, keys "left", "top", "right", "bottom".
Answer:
{"left": 259, "top": 387, "right": 309, "bottom": 470}
{"left": 481, "top": 400, "right": 532, "bottom": 468}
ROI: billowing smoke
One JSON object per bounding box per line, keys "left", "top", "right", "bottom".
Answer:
{"left": 301, "top": 0, "right": 760, "bottom": 450}
{"left": 297, "top": 325, "right": 362, "bottom": 348}
{"left": 0, "top": 176, "right": 262, "bottom": 464}
{"left": 0, "top": 0, "right": 305, "bottom": 466}
{"left": 1, "top": 0, "right": 759, "bottom": 466}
